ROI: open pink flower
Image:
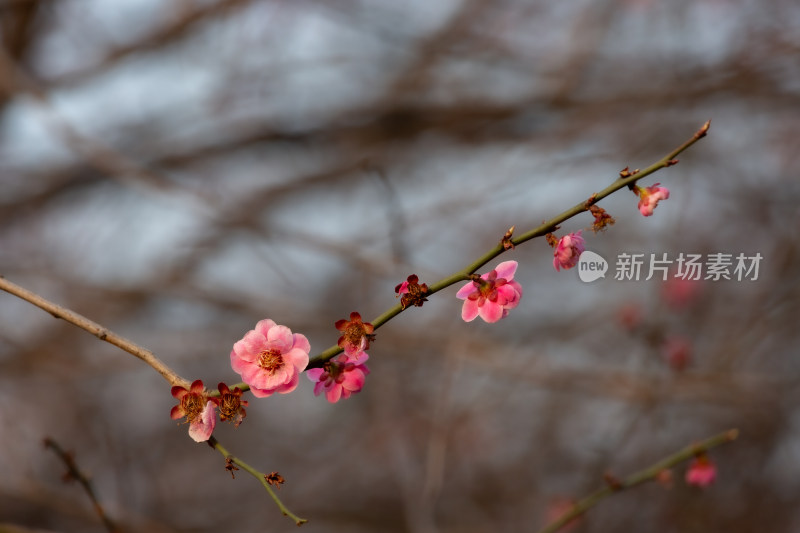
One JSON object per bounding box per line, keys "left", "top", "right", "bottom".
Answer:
{"left": 456, "top": 261, "right": 523, "bottom": 323}
{"left": 170, "top": 379, "right": 217, "bottom": 442}
{"left": 635, "top": 183, "right": 670, "bottom": 216}
{"left": 306, "top": 351, "right": 370, "bottom": 403}
{"left": 685, "top": 455, "right": 716, "bottom": 487}
{"left": 230, "top": 319, "right": 310, "bottom": 398}
{"left": 553, "top": 231, "right": 585, "bottom": 271}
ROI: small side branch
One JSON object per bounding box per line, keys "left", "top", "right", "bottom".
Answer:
{"left": 208, "top": 436, "right": 308, "bottom": 526}
{"left": 43, "top": 437, "right": 122, "bottom": 533}
{"left": 536, "top": 428, "right": 738, "bottom": 533}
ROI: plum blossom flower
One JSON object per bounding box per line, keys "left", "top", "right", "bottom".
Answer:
{"left": 456, "top": 261, "right": 523, "bottom": 323}
{"left": 170, "top": 380, "right": 217, "bottom": 442}
{"left": 395, "top": 274, "right": 429, "bottom": 309}
{"left": 335, "top": 312, "right": 375, "bottom": 356}
{"left": 685, "top": 455, "right": 716, "bottom": 487}
{"left": 635, "top": 183, "right": 670, "bottom": 216}
{"left": 553, "top": 231, "right": 585, "bottom": 271}
{"left": 306, "top": 351, "right": 370, "bottom": 403}
{"left": 230, "top": 319, "right": 310, "bottom": 398}
{"left": 216, "top": 382, "right": 248, "bottom": 427}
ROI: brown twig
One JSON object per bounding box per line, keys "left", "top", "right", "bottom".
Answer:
{"left": 43, "top": 437, "right": 122, "bottom": 533}
{"left": 0, "top": 275, "right": 189, "bottom": 388}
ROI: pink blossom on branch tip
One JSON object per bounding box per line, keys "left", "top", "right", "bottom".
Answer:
{"left": 230, "top": 319, "right": 310, "bottom": 398}
{"left": 456, "top": 260, "right": 523, "bottom": 323}
{"left": 553, "top": 231, "right": 585, "bottom": 271}
{"left": 170, "top": 379, "right": 216, "bottom": 442}
{"left": 635, "top": 183, "right": 670, "bottom": 216}
{"left": 306, "top": 351, "right": 370, "bottom": 403}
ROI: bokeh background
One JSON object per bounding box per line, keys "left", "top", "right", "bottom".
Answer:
{"left": 1, "top": 1, "right": 799, "bottom": 532}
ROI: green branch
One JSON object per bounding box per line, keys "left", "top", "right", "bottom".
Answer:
{"left": 208, "top": 436, "right": 307, "bottom": 526}
{"left": 537, "top": 427, "right": 737, "bottom": 533}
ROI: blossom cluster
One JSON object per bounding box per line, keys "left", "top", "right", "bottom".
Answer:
{"left": 170, "top": 380, "right": 248, "bottom": 442}
{"left": 171, "top": 177, "right": 673, "bottom": 441}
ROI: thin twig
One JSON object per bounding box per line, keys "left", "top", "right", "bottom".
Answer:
{"left": 536, "top": 428, "right": 738, "bottom": 533}
{"left": 207, "top": 436, "right": 307, "bottom": 526}
{"left": 43, "top": 437, "right": 122, "bottom": 533}
{"left": 0, "top": 275, "right": 190, "bottom": 389}
{"left": 302, "top": 120, "right": 711, "bottom": 370}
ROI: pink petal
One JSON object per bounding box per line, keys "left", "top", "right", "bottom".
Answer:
{"left": 494, "top": 261, "right": 518, "bottom": 280}
{"left": 266, "top": 325, "right": 294, "bottom": 352}
{"left": 253, "top": 319, "right": 277, "bottom": 338}
{"left": 233, "top": 330, "right": 267, "bottom": 361}
{"left": 461, "top": 299, "right": 480, "bottom": 322}
{"left": 347, "top": 351, "right": 369, "bottom": 365}
{"left": 230, "top": 349, "right": 252, "bottom": 375}
{"left": 306, "top": 368, "right": 324, "bottom": 381}
{"left": 284, "top": 347, "right": 310, "bottom": 372}
{"left": 479, "top": 301, "right": 504, "bottom": 323}
{"left": 342, "top": 368, "right": 366, "bottom": 392}
{"left": 170, "top": 405, "right": 185, "bottom": 419}
{"left": 292, "top": 333, "right": 311, "bottom": 354}
{"left": 497, "top": 285, "right": 520, "bottom": 308}
{"left": 326, "top": 384, "right": 343, "bottom": 403}
{"left": 456, "top": 281, "right": 478, "bottom": 300}
{"left": 249, "top": 384, "right": 275, "bottom": 398}
{"left": 188, "top": 401, "right": 216, "bottom": 442}
{"left": 273, "top": 372, "right": 300, "bottom": 394}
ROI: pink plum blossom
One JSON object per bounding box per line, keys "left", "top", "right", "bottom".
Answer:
{"left": 230, "top": 319, "right": 310, "bottom": 398}
{"left": 170, "top": 379, "right": 217, "bottom": 442}
{"left": 306, "top": 351, "right": 370, "bottom": 403}
{"left": 635, "top": 183, "right": 670, "bottom": 216}
{"left": 685, "top": 455, "right": 716, "bottom": 487}
{"left": 553, "top": 231, "right": 585, "bottom": 271}
{"left": 456, "top": 260, "right": 523, "bottom": 323}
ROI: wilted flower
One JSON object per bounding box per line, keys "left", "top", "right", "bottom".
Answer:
{"left": 306, "top": 351, "right": 370, "bottom": 403}
{"left": 635, "top": 183, "right": 670, "bottom": 216}
{"left": 216, "top": 382, "right": 248, "bottom": 427}
{"left": 230, "top": 319, "right": 310, "bottom": 398}
{"left": 335, "top": 312, "right": 375, "bottom": 356}
{"left": 455, "top": 261, "right": 523, "bottom": 323}
{"left": 170, "top": 380, "right": 216, "bottom": 442}
{"left": 685, "top": 455, "right": 716, "bottom": 487}
{"left": 553, "top": 231, "right": 585, "bottom": 271}
{"left": 395, "top": 274, "right": 430, "bottom": 309}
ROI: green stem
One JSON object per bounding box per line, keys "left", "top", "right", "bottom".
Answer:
{"left": 303, "top": 120, "right": 711, "bottom": 369}
{"left": 208, "top": 436, "right": 307, "bottom": 526}
{"left": 536, "top": 427, "right": 737, "bottom": 533}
